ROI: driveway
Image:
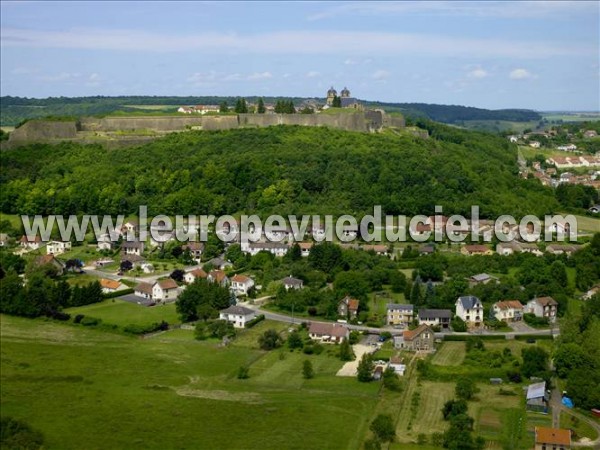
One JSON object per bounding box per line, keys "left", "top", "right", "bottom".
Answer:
{"left": 510, "top": 320, "right": 536, "bottom": 333}
{"left": 336, "top": 344, "right": 375, "bottom": 377}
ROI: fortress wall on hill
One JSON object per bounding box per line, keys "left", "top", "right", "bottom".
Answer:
{"left": 9, "top": 120, "right": 78, "bottom": 142}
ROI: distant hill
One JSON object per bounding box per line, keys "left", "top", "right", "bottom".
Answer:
{"left": 366, "top": 101, "right": 542, "bottom": 123}
{"left": 1, "top": 96, "right": 540, "bottom": 127}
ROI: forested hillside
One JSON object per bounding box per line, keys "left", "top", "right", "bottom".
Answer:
{"left": 0, "top": 123, "right": 558, "bottom": 218}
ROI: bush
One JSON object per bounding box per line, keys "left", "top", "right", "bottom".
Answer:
{"left": 73, "top": 314, "right": 85, "bottom": 324}
{"left": 258, "top": 329, "right": 283, "bottom": 350}
{"left": 237, "top": 366, "right": 249, "bottom": 379}
{"left": 370, "top": 414, "right": 396, "bottom": 443}
{"left": 103, "top": 288, "right": 134, "bottom": 299}
{"left": 123, "top": 321, "right": 169, "bottom": 335}
{"left": 47, "top": 310, "right": 70, "bottom": 321}
{"left": 0, "top": 416, "right": 44, "bottom": 450}
{"left": 523, "top": 313, "right": 549, "bottom": 327}
{"left": 245, "top": 314, "right": 265, "bottom": 328}
{"left": 79, "top": 316, "right": 102, "bottom": 326}
{"left": 451, "top": 317, "right": 467, "bottom": 332}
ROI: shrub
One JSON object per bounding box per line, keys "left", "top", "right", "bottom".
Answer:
{"left": 258, "top": 329, "right": 283, "bottom": 350}
{"left": 245, "top": 314, "right": 265, "bottom": 328}
{"left": 302, "top": 360, "right": 314, "bottom": 379}
{"left": 523, "top": 313, "right": 549, "bottom": 327}
{"left": 303, "top": 345, "right": 314, "bottom": 355}
{"left": 237, "top": 366, "right": 249, "bottom": 379}
{"left": 73, "top": 314, "right": 85, "bottom": 324}
{"left": 370, "top": 414, "right": 396, "bottom": 443}
{"left": 0, "top": 416, "right": 44, "bottom": 450}
{"left": 47, "top": 310, "right": 70, "bottom": 321}
{"left": 80, "top": 316, "right": 102, "bottom": 326}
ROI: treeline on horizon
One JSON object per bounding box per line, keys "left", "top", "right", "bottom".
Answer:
{"left": 0, "top": 122, "right": 561, "bottom": 218}
{"left": 1, "top": 95, "right": 540, "bottom": 127}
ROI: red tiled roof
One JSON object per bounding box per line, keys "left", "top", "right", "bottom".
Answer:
{"left": 402, "top": 324, "right": 431, "bottom": 341}
{"left": 231, "top": 274, "right": 250, "bottom": 283}
{"left": 100, "top": 279, "right": 120, "bottom": 290}
{"left": 535, "top": 427, "right": 571, "bottom": 446}
{"left": 309, "top": 322, "right": 349, "bottom": 338}
{"left": 157, "top": 279, "right": 178, "bottom": 290}
{"left": 495, "top": 300, "right": 524, "bottom": 310}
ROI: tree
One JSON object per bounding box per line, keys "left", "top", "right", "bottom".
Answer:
{"left": 554, "top": 343, "right": 591, "bottom": 378}
{"left": 338, "top": 339, "right": 355, "bottom": 361}
{"left": 442, "top": 399, "right": 468, "bottom": 420}
{"left": 170, "top": 269, "right": 185, "bottom": 282}
{"left": 207, "top": 320, "right": 235, "bottom": 339}
{"left": 237, "top": 366, "right": 250, "bottom": 379}
{"left": 219, "top": 101, "right": 229, "bottom": 113}
{"left": 194, "top": 322, "right": 208, "bottom": 340}
{"left": 382, "top": 366, "right": 402, "bottom": 392}
{"left": 455, "top": 378, "right": 477, "bottom": 401}
{"left": 258, "top": 329, "right": 283, "bottom": 350}
{"left": 332, "top": 95, "right": 341, "bottom": 108}
{"left": 120, "top": 260, "right": 133, "bottom": 272}
{"left": 234, "top": 98, "right": 248, "bottom": 114}
{"left": 302, "top": 360, "right": 314, "bottom": 379}
{"left": 521, "top": 347, "right": 548, "bottom": 378}
{"left": 369, "top": 414, "right": 395, "bottom": 442}
{"left": 357, "top": 353, "right": 374, "bottom": 382}
{"left": 257, "top": 98, "right": 266, "bottom": 114}
{"left": 451, "top": 316, "right": 467, "bottom": 332}
{"left": 410, "top": 276, "right": 423, "bottom": 305}
{"left": 287, "top": 330, "right": 303, "bottom": 350}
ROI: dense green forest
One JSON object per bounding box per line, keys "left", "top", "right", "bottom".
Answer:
{"left": 0, "top": 95, "right": 540, "bottom": 127}
{"left": 0, "top": 123, "right": 558, "bottom": 218}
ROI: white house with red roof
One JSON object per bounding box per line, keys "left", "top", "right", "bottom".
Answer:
{"left": 231, "top": 274, "right": 254, "bottom": 296}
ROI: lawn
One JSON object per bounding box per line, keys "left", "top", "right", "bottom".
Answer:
{"left": 65, "top": 299, "right": 181, "bottom": 327}
{"left": 0, "top": 315, "right": 380, "bottom": 450}
{"left": 561, "top": 213, "right": 600, "bottom": 234}
{"left": 431, "top": 342, "right": 466, "bottom": 366}
{"left": 560, "top": 410, "right": 599, "bottom": 442}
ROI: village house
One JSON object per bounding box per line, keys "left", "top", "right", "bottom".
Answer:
{"left": 419, "top": 243, "right": 435, "bottom": 255}
{"left": 507, "top": 135, "right": 519, "bottom": 143}
{"left": 582, "top": 284, "right": 600, "bottom": 301}
{"left": 492, "top": 300, "right": 524, "bottom": 322}
{"left": 534, "top": 427, "right": 571, "bottom": 450}
{"left": 206, "top": 257, "right": 233, "bottom": 270}
{"left": 182, "top": 242, "right": 204, "bottom": 261}
{"left": 308, "top": 322, "right": 349, "bottom": 343}
{"left": 134, "top": 282, "right": 154, "bottom": 299}
{"left": 338, "top": 295, "right": 360, "bottom": 319}
{"left": 393, "top": 324, "right": 435, "bottom": 352}
{"left": 557, "top": 144, "right": 577, "bottom": 152}
{"left": 121, "top": 220, "right": 139, "bottom": 236}
{"left": 97, "top": 232, "right": 119, "bottom": 251}
{"left": 46, "top": 240, "right": 72, "bottom": 255}
{"left": 386, "top": 303, "right": 414, "bottom": 327}
{"left": 362, "top": 244, "right": 389, "bottom": 256}
{"left": 34, "top": 254, "right": 65, "bottom": 275}
{"left": 583, "top": 130, "right": 598, "bottom": 138}
{"left": 219, "top": 305, "right": 256, "bottom": 328}
{"left": 99, "top": 278, "right": 125, "bottom": 294}
{"left": 526, "top": 297, "right": 558, "bottom": 323}
{"left": 388, "top": 356, "right": 406, "bottom": 376}
{"left": 282, "top": 276, "right": 304, "bottom": 290}
{"left": 545, "top": 244, "right": 580, "bottom": 256}
{"left": 455, "top": 296, "right": 483, "bottom": 327}
{"left": 418, "top": 309, "right": 452, "bottom": 329}
{"left": 184, "top": 268, "right": 208, "bottom": 284}
{"left": 468, "top": 273, "right": 498, "bottom": 287}
{"left": 122, "top": 240, "right": 144, "bottom": 256}
{"left": 496, "top": 241, "right": 543, "bottom": 256}
{"left": 19, "top": 235, "right": 43, "bottom": 251}
{"left": 298, "top": 242, "right": 313, "bottom": 257}
{"left": 153, "top": 279, "right": 179, "bottom": 302}
{"left": 230, "top": 274, "right": 255, "bottom": 296}
{"left": 121, "top": 253, "right": 145, "bottom": 267}
{"left": 208, "top": 270, "right": 230, "bottom": 287}
{"left": 529, "top": 141, "right": 541, "bottom": 148}
{"left": 426, "top": 215, "right": 449, "bottom": 231}
{"left": 461, "top": 244, "right": 493, "bottom": 256}
{"left": 411, "top": 223, "right": 432, "bottom": 237}
{"left": 526, "top": 381, "right": 549, "bottom": 413}
{"left": 244, "top": 242, "right": 289, "bottom": 257}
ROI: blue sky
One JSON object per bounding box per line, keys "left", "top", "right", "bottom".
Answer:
{"left": 1, "top": 1, "right": 598, "bottom": 110}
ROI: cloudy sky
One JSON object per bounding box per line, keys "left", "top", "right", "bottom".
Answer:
{"left": 1, "top": 1, "right": 598, "bottom": 110}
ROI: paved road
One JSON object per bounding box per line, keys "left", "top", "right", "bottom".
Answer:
{"left": 240, "top": 303, "right": 559, "bottom": 337}
{"left": 83, "top": 265, "right": 203, "bottom": 285}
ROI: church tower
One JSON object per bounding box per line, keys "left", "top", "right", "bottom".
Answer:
{"left": 326, "top": 86, "right": 337, "bottom": 106}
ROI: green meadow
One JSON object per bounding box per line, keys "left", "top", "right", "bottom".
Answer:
{"left": 0, "top": 315, "right": 380, "bottom": 450}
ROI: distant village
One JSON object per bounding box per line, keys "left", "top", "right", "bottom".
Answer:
{"left": 512, "top": 128, "right": 600, "bottom": 189}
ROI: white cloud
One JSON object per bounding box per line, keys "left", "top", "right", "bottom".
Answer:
{"left": 467, "top": 68, "right": 488, "bottom": 79}
{"left": 247, "top": 71, "right": 272, "bottom": 80}
{"left": 372, "top": 70, "right": 391, "bottom": 80}
{"left": 0, "top": 27, "right": 593, "bottom": 59}
{"left": 187, "top": 71, "right": 218, "bottom": 84}
{"left": 344, "top": 59, "right": 358, "bottom": 65}
{"left": 509, "top": 68, "right": 535, "bottom": 80}
{"left": 306, "top": 71, "right": 320, "bottom": 78}
{"left": 39, "top": 72, "right": 82, "bottom": 82}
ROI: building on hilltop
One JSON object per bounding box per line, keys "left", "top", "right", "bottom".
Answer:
{"left": 326, "top": 86, "right": 362, "bottom": 109}
{"left": 326, "top": 86, "right": 338, "bottom": 106}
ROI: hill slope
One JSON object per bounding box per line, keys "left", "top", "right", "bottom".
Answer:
{"left": 0, "top": 123, "right": 558, "bottom": 218}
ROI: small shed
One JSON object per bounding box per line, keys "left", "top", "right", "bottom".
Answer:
{"left": 526, "top": 381, "right": 549, "bottom": 413}
{"left": 490, "top": 378, "right": 503, "bottom": 385}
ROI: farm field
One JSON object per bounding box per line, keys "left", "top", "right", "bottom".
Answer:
{"left": 65, "top": 299, "right": 181, "bottom": 327}
{"left": 0, "top": 315, "right": 380, "bottom": 450}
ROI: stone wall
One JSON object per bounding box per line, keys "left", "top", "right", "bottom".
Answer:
{"left": 9, "top": 120, "right": 78, "bottom": 142}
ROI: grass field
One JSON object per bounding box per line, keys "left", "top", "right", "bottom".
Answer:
{"left": 65, "top": 299, "right": 181, "bottom": 327}
{"left": 560, "top": 411, "right": 599, "bottom": 442}
{"left": 431, "top": 342, "right": 466, "bottom": 366}
{"left": 0, "top": 315, "right": 380, "bottom": 450}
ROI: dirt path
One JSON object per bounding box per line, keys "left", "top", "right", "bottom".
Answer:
{"left": 336, "top": 344, "right": 375, "bottom": 377}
